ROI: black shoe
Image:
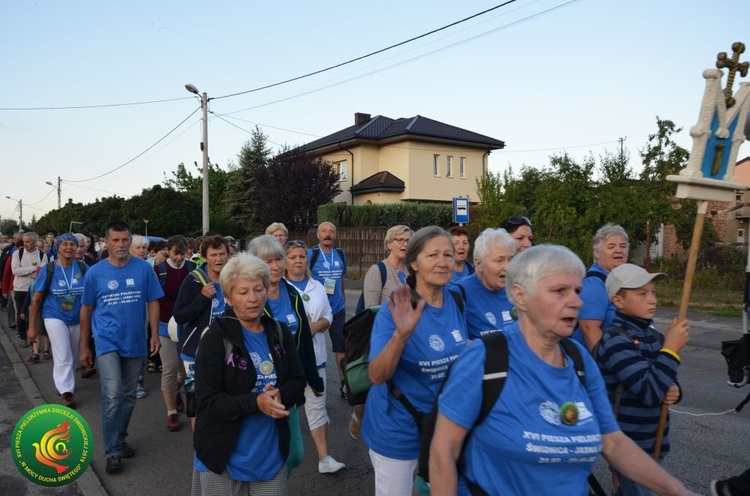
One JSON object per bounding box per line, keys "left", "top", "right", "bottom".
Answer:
{"left": 711, "top": 479, "right": 733, "bottom": 496}
{"left": 105, "top": 455, "right": 122, "bottom": 474}
{"left": 121, "top": 442, "right": 135, "bottom": 458}
{"left": 10, "top": 324, "right": 17, "bottom": 329}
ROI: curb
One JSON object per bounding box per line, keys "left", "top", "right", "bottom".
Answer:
{"left": 0, "top": 320, "right": 108, "bottom": 496}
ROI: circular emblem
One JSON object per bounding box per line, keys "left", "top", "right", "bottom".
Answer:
{"left": 428, "top": 334, "right": 445, "bottom": 352}
{"left": 485, "top": 312, "right": 497, "bottom": 326}
{"left": 510, "top": 307, "right": 518, "bottom": 320}
{"left": 58, "top": 280, "right": 67, "bottom": 287}
{"left": 259, "top": 360, "right": 275, "bottom": 376}
{"left": 107, "top": 280, "right": 118, "bottom": 290}
{"left": 12, "top": 405, "right": 94, "bottom": 487}
{"left": 211, "top": 298, "right": 220, "bottom": 309}
{"left": 250, "top": 352, "right": 262, "bottom": 368}
{"left": 559, "top": 402, "right": 579, "bottom": 426}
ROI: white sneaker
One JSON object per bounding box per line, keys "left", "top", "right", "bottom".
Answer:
{"left": 136, "top": 384, "right": 148, "bottom": 399}
{"left": 318, "top": 455, "right": 346, "bottom": 474}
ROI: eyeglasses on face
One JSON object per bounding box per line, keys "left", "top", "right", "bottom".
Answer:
{"left": 391, "top": 237, "right": 410, "bottom": 244}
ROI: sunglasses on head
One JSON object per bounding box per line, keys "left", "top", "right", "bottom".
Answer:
{"left": 285, "top": 240, "right": 307, "bottom": 249}
{"left": 500, "top": 216, "right": 532, "bottom": 228}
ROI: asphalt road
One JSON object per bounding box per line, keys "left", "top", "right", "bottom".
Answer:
{"left": 1, "top": 288, "right": 748, "bottom": 495}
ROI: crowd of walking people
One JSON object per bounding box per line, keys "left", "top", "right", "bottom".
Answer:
{"left": 0, "top": 219, "right": 742, "bottom": 495}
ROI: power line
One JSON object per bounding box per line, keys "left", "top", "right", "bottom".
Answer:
{"left": 212, "top": 1, "right": 517, "bottom": 101}
{"left": 224, "top": 0, "right": 582, "bottom": 116}
{"left": 65, "top": 108, "right": 200, "bottom": 183}
{"left": 215, "top": 114, "right": 321, "bottom": 138}
{"left": 0, "top": 96, "right": 193, "bottom": 112}
{"left": 211, "top": 113, "right": 287, "bottom": 148}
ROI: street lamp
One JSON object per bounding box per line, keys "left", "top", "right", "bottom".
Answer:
{"left": 45, "top": 176, "right": 62, "bottom": 209}
{"left": 5, "top": 196, "right": 22, "bottom": 230}
{"left": 185, "top": 83, "right": 210, "bottom": 234}
{"left": 144, "top": 218, "right": 149, "bottom": 236}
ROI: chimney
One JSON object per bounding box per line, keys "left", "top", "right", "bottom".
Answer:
{"left": 355, "top": 112, "right": 371, "bottom": 126}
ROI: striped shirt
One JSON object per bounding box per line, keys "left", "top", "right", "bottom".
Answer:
{"left": 595, "top": 311, "right": 681, "bottom": 457}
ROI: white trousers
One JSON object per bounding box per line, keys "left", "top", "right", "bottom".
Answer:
{"left": 369, "top": 449, "right": 417, "bottom": 496}
{"left": 44, "top": 318, "right": 80, "bottom": 395}
{"left": 303, "top": 367, "right": 329, "bottom": 430}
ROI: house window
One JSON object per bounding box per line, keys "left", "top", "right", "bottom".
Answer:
{"left": 739, "top": 228, "right": 746, "bottom": 244}
{"left": 460, "top": 157, "right": 466, "bottom": 178}
{"left": 333, "top": 160, "right": 347, "bottom": 181}
{"left": 737, "top": 192, "right": 744, "bottom": 204}
{"left": 446, "top": 155, "right": 454, "bottom": 177}
{"left": 433, "top": 154, "right": 440, "bottom": 176}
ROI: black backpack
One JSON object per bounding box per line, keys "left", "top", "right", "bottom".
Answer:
{"left": 417, "top": 333, "right": 604, "bottom": 496}
{"left": 355, "top": 261, "right": 387, "bottom": 314}
{"left": 308, "top": 245, "right": 346, "bottom": 270}
{"left": 342, "top": 289, "right": 464, "bottom": 407}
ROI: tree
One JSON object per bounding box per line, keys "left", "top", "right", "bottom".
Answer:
{"left": 162, "top": 161, "right": 236, "bottom": 235}
{"left": 121, "top": 184, "right": 201, "bottom": 236}
{"left": 251, "top": 150, "right": 342, "bottom": 232}
{"left": 227, "top": 126, "right": 272, "bottom": 235}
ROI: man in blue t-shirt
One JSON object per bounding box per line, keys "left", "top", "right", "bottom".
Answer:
{"left": 308, "top": 222, "right": 347, "bottom": 394}
{"left": 80, "top": 221, "right": 164, "bottom": 475}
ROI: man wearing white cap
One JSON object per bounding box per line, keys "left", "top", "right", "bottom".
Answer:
{"left": 595, "top": 263, "right": 690, "bottom": 496}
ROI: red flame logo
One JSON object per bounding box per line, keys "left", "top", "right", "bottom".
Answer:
{"left": 32, "top": 420, "right": 72, "bottom": 474}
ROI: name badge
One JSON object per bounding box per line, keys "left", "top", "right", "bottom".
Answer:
{"left": 61, "top": 293, "right": 76, "bottom": 311}
{"left": 324, "top": 278, "right": 336, "bottom": 295}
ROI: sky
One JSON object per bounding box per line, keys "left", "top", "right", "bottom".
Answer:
{"left": 2, "top": 0, "right": 750, "bottom": 229}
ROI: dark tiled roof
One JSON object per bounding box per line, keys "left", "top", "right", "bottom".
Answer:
{"left": 350, "top": 171, "right": 405, "bottom": 194}
{"left": 301, "top": 114, "right": 504, "bottom": 152}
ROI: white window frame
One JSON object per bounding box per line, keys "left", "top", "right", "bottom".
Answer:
{"left": 433, "top": 154, "right": 440, "bottom": 177}
{"left": 738, "top": 228, "right": 746, "bottom": 243}
{"left": 459, "top": 157, "right": 466, "bottom": 179}
{"left": 446, "top": 155, "right": 454, "bottom": 177}
{"left": 334, "top": 160, "right": 347, "bottom": 181}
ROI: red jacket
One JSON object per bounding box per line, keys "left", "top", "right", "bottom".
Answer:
{"left": 1, "top": 255, "right": 13, "bottom": 297}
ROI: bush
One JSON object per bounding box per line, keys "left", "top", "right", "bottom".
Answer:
{"left": 318, "top": 203, "right": 453, "bottom": 230}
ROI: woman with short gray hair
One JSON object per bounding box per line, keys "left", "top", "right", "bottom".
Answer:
{"left": 455, "top": 228, "right": 516, "bottom": 339}
{"left": 363, "top": 225, "right": 413, "bottom": 309}
{"left": 573, "top": 223, "right": 630, "bottom": 351}
{"left": 192, "top": 252, "right": 306, "bottom": 495}
{"left": 430, "top": 244, "right": 697, "bottom": 496}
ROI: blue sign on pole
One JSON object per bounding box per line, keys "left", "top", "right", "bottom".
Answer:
{"left": 453, "top": 197, "right": 469, "bottom": 224}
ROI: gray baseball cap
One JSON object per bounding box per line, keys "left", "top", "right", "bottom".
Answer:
{"left": 605, "top": 263, "right": 667, "bottom": 298}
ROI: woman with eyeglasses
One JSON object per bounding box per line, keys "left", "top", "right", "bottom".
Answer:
{"left": 283, "top": 239, "right": 346, "bottom": 474}
{"left": 351, "top": 225, "right": 414, "bottom": 440}
{"left": 498, "top": 215, "right": 534, "bottom": 253}
{"left": 266, "top": 222, "right": 289, "bottom": 245}
{"left": 248, "top": 235, "right": 324, "bottom": 477}
{"left": 448, "top": 226, "right": 474, "bottom": 284}
{"left": 363, "top": 225, "right": 413, "bottom": 309}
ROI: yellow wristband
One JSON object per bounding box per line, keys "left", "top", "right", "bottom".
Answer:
{"left": 660, "top": 347, "right": 681, "bottom": 362}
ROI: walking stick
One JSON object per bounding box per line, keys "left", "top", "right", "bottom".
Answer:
{"left": 653, "top": 201, "right": 707, "bottom": 461}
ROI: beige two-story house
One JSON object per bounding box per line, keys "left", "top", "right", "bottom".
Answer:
{"left": 299, "top": 112, "right": 505, "bottom": 205}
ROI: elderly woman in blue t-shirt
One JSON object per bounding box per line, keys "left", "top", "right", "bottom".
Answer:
{"left": 192, "top": 253, "right": 305, "bottom": 495}
{"left": 455, "top": 228, "right": 516, "bottom": 340}
{"left": 429, "top": 245, "right": 697, "bottom": 496}
{"left": 362, "top": 226, "right": 467, "bottom": 496}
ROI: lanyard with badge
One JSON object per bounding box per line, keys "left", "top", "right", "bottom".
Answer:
{"left": 320, "top": 248, "right": 336, "bottom": 295}
{"left": 59, "top": 263, "right": 76, "bottom": 311}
